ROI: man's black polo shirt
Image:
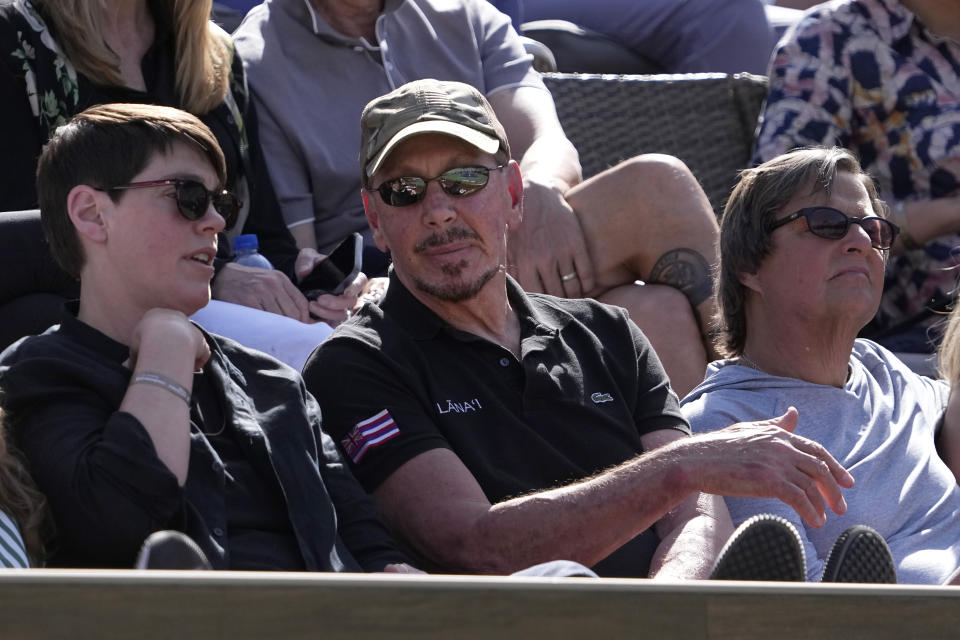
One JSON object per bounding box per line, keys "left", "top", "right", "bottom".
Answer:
{"left": 303, "top": 273, "right": 690, "bottom": 577}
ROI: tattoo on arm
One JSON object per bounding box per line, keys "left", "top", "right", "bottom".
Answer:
{"left": 648, "top": 248, "right": 713, "bottom": 308}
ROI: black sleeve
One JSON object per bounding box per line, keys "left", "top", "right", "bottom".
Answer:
{"left": 304, "top": 387, "right": 411, "bottom": 571}
{"left": 625, "top": 312, "right": 691, "bottom": 438}
{"left": 0, "top": 21, "right": 45, "bottom": 212}
{"left": 0, "top": 348, "right": 185, "bottom": 566}
{"left": 303, "top": 337, "right": 452, "bottom": 494}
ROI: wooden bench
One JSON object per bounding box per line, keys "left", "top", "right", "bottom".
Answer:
{"left": 1, "top": 569, "right": 956, "bottom": 638}
{"left": 544, "top": 72, "right": 769, "bottom": 216}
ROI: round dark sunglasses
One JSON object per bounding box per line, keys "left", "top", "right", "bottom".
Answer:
{"left": 769, "top": 206, "right": 899, "bottom": 250}
{"left": 373, "top": 165, "right": 506, "bottom": 207}
{"left": 100, "top": 179, "right": 241, "bottom": 230}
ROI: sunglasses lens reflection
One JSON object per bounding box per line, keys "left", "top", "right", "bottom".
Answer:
{"left": 377, "top": 167, "right": 493, "bottom": 207}
{"left": 379, "top": 178, "right": 425, "bottom": 207}
{"left": 438, "top": 168, "right": 490, "bottom": 196}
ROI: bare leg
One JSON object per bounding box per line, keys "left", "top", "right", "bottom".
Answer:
{"left": 598, "top": 283, "right": 707, "bottom": 398}
{"left": 566, "top": 153, "right": 721, "bottom": 361}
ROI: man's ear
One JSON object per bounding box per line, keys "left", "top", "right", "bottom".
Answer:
{"left": 505, "top": 161, "right": 523, "bottom": 230}
{"left": 361, "top": 190, "right": 390, "bottom": 252}
{"left": 66, "top": 185, "right": 109, "bottom": 244}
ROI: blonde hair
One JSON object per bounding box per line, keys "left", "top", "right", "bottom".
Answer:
{"left": 939, "top": 303, "right": 960, "bottom": 384}
{"left": 33, "top": 0, "right": 230, "bottom": 115}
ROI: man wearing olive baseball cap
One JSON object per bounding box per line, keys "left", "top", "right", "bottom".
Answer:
{"left": 353, "top": 74, "right": 721, "bottom": 400}
{"left": 302, "top": 78, "right": 852, "bottom": 581}
{"left": 359, "top": 80, "right": 511, "bottom": 183}
{"left": 236, "top": 0, "right": 726, "bottom": 400}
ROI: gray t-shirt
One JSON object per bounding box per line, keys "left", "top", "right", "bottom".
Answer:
{"left": 234, "top": 0, "right": 546, "bottom": 252}
{"left": 682, "top": 339, "right": 959, "bottom": 584}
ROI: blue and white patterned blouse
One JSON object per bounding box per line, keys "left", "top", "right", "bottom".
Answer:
{"left": 753, "top": 0, "right": 960, "bottom": 341}
{"left": 0, "top": 510, "right": 28, "bottom": 568}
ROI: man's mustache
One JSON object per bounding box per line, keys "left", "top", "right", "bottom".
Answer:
{"left": 414, "top": 227, "right": 481, "bottom": 253}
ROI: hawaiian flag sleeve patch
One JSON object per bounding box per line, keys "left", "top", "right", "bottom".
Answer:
{"left": 340, "top": 409, "right": 400, "bottom": 464}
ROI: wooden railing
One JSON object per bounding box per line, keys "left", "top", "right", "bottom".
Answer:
{"left": 1, "top": 570, "right": 956, "bottom": 638}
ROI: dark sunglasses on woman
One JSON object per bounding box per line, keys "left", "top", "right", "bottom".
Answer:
{"left": 769, "top": 206, "right": 899, "bottom": 250}
{"left": 98, "top": 179, "right": 242, "bottom": 230}
{"left": 373, "top": 165, "right": 506, "bottom": 207}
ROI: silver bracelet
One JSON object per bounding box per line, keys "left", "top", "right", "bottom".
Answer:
{"left": 131, "top": 372, "right": 191, "bottom": 405}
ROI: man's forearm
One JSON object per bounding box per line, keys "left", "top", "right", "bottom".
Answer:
{"left": 890, "top": 196, "right": 960, "bottom": 254}
{"left": 396, "top": 442, "right": 696, "bottom": 575}
{"left": 381, "top": 411, "right": 850, "bottom": 575}
{"left": 518, "top": 133, "right": 582, "bottom": 192}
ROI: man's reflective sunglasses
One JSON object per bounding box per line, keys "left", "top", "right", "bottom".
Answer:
{"left": 768, "top": 206, "right": 899, "bottom": 250}
{"left": 373, "top": 165, "right": 506, "bottom": 207}
{"left": 100, "top": 179, "right": 241, "bottom": 230}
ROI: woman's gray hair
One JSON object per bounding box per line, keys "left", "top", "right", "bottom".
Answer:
{"left": 716, "top": 147, "right": 884, "bottom": 356}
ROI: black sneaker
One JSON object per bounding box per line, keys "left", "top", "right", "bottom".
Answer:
{"left": 821, "top": 525, "right": 896, "bottom": 583}
{"left": 710, "top": 514, "right": 806, "bottom": 581}
{"left": 135, "top": 530, "right": 212, "bottom": 570}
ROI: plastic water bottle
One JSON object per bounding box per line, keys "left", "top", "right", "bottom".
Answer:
{"left": 232, "top": 234, "right": 273, "bottom": 269}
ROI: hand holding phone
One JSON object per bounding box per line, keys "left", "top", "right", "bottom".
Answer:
{"left": 298, "top": 233, "right": 363, "bottom": 300}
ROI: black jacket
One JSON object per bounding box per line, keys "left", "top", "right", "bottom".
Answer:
{"left": 0, "top": 306, "right": 408, "bottom": 570}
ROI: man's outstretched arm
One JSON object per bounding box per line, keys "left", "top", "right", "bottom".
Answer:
{"left": 371, "top": 409, "right": 851, "bottom": 575}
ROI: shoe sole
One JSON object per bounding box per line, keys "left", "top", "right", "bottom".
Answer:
{"left": 821, "top": 524, "right": 896, "bottom": 583}
{"left": 710, "top": 514, "right": 806, "bottom": 581}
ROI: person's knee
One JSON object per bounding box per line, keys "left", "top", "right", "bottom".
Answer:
{"left": 567, "top": 154, "right": 717, "bottom": 288}
{"left": 595, "top": 155, "right": 717, "bottom": 249}
{"left": 570, "top": 153, "right": 699, "bottom": 214}
{"left": 609, "top": 154, "right": 710, "bottom": 211}
{"left": 613, "top": 153, "right": 696, "bottom": 190}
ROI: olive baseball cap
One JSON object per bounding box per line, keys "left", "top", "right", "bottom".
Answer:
{"left": 359, "top": 79, "right": 511, "bottom": 183}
